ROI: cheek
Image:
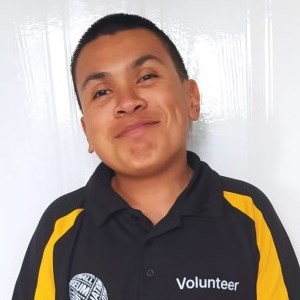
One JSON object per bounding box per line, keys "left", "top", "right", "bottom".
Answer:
{"left": 162, "top": 89, "right": 190, "bottom": 123}
{"left": 84, "top": 111, "right": 108, "bottom": 141}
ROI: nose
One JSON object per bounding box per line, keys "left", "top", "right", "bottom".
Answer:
{"left": 114, "top": 91, "right": 147, "bottom": 117}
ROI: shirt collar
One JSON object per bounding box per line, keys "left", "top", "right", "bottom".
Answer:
{"left": 85, "top": 162, "right": 129, "bottom": 227}
{"left": 85, "top": 151, "right": 224, "bottom": 227}
{"left": 171, "top": 151, "right": 224, "bottom": 218}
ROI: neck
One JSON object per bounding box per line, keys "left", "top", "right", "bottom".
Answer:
{"left": 111, "top": 154, "right": 193, "bottom": 225}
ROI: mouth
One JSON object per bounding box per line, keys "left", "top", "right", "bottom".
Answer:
{"left": 115, "top": 121, "right": 160, "bottom": 139}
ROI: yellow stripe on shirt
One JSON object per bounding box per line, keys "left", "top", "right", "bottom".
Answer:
{"left": 224, "top": 191, "right": 288, "bottom": 300}
{"left": 34, "top": 208, "right": 84, "bottom": 300}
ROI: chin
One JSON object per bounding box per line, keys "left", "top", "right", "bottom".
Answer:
{"left": 112, "top": 152, "right": 164, "bottom": 178}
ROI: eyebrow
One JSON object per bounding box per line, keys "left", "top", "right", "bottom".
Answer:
{"left": 130, "top": 54, "right": 164, "bottom": 69}
{"left": 80, "top": 54, "right": 164, "bottom": 91}
{"left": 81, "top": 71, "right": 110, "bottom": 91}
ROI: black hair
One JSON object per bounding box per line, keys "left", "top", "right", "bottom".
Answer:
{"left": 71, "top": 13, "right": 189, "bottom": 111}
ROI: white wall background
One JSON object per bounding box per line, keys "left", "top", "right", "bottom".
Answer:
{"left": 1, "top": 0, "right": 299, "bottom": 297}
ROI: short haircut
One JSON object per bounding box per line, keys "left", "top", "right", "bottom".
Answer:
{"left": 71, "top": 13, "right": 189, "bottom": 111}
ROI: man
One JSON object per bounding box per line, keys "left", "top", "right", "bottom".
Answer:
{"left": 13, "top": 13, "right": 300, "bottom": 300}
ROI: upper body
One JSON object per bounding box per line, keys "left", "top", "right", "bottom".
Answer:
{"left": 13, "top": 13, "right": 300, "bottom": 299}
{"left": 13, "top": 151, "right": 300, "bottom": 299}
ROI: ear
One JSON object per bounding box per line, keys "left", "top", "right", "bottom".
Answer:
{"left": 186, "top": 79, "right": 200, "bottom": 121}
{"left": 81, "top": 116, "right": 94, "bottom": 153}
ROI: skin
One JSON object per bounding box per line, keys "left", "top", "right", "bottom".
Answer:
{"left": 76, "top": 28, "right": 200, "bottom": 224}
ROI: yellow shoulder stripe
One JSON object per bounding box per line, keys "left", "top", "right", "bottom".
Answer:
{"left": 34, "top": 208, "right": 84, "bottom": 300}
{"left": 224, "top": 191, "right": 288, "bottom": 300}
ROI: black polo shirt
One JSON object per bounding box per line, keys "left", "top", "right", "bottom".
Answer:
{"left": 13, "top": 152, "right": 300, "bottom": 300}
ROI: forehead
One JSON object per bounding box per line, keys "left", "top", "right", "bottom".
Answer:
{"left": 82, "top": 28, "right": 168, "bottom": 56}
{"left": 75, "top": 29, "right": 173, "bottom": 77}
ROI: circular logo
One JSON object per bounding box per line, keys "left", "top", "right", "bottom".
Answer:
{"left": 69, "top": 273, "right": 108, "bottom": 300}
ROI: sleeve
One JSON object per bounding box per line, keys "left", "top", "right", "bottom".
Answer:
{"left": 12, "top": 188, "right": 85, "bottom": 300}
{"left": 12, "top": 206, "right": 56, "bottom": 300}
{"left": 251, "top": 189, "right": 300, "bottom": 299}
{"left": 224, "top": 184, "right": 300, "bottom": 299}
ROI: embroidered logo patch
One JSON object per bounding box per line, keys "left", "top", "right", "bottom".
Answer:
{"left": 69, "top": 273, "right": 108, "bottom": 300}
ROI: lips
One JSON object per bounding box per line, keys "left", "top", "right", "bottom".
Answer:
{"left": 115, "top": 120, "right": 159, "bottom": 138}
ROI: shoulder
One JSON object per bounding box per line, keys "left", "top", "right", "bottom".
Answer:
{"left": 221, "top": 176, "right": 266, "bottom": 199}
{"left": 12, "top": 187, "right": 87, "bottom": 299}
{"left": 220, "top": 175, "right": 274, "bottom": 213}
{"left": 219, "top": 175, "right": 283, "bottom": 239}
{"left": 49, "top": 187, "right": 86, "bottom": 212}
{"left": 198, "top": 158, "right": 273, "bottom": 215}
{"left": 37, "top": 187, "right": 86, "bottom": 231}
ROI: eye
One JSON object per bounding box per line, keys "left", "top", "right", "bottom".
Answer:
{"left": 93, "top": 89, "right": 112, "bottom": 99}
{"left": 137, "top": 73, "right": 158, "bottom": 83}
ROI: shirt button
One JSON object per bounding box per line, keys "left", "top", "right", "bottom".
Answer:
{"left": 146, "top": 269, "right": 155, "bottom": 278}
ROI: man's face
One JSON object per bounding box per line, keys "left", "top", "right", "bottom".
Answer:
{"left": 76, "top": 28, "right": 200, "bottom": 177}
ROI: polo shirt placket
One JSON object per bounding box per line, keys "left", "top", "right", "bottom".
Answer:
{"left": 138, "top": 214, "right": 182, "bottom": 299}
